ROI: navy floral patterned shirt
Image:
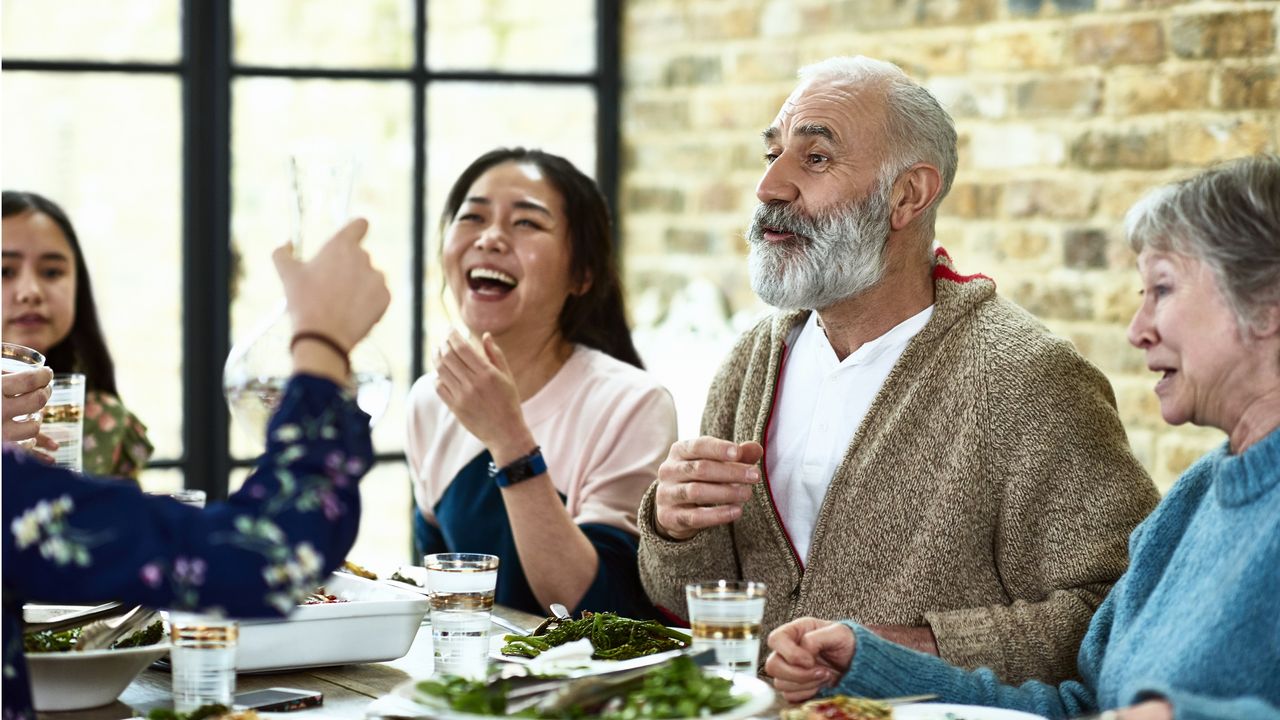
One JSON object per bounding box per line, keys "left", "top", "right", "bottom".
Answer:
{"left": 1, "top": 375, "right": 372, "bottom": 720}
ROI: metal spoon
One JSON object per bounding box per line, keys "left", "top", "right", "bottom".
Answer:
{"left": 549, "top": 602, "right": 571, "bottom": 621}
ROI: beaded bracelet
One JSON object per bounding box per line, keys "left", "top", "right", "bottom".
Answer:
{"left": 290, "top": 331, "right": 351, "bottom": 375}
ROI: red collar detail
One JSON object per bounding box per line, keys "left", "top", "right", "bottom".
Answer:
{"left": 931, "top": 246, "right": 991, "bottom": 285}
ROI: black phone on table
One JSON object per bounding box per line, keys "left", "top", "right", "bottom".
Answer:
{"left": 233, "top": 688, "right": 324, "bottom": 712}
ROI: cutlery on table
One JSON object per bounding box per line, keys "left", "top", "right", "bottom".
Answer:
{"left": 23, "top": 601, "right": 126, "bottom": 636}
{"left": 75, "top": 605, "right": 158, "bottom": 651}
{"left": 504, "top": 648, "right": 717, "bottom": 714}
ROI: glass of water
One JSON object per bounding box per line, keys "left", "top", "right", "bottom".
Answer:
{"left": 686, "top": 580, "right": 768, "bottom": 675}
{"left": 424, "top": 552, "right": 499, "bottom": 679}
{"left": 44, "top": 373, "right": 85, "bottom": 471}
{"left": 2, "top": 342, "right": 46, "bottom": 449}
{"left": 168, "top": 613, "right": 238, "bottom": 712}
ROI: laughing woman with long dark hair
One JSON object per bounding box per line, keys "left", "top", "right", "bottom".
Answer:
{"left": 405, "top": 148, "right": 676, "bottom": 619}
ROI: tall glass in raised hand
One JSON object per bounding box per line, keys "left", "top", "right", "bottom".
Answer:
{"left": 686, "top": 580, "right": 767, "bottom": 675}
{"left": 425, "top": 552, "right": 499, "bottom": 679}
{"left": 223, "top": 152, "right": 391, "bottom": 449}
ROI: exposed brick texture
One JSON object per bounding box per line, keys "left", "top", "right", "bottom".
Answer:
{"left": 620, "top": 0, "right": 1278, "bottom": 487}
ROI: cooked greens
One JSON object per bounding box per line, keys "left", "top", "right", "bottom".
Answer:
{"left": 500, "top": 611, "right": 691, "bottom": 661}
{"left": 415, "top": 656, "right": 743, "bottom": 719}
{"left": 24, "top": 619, "right": 164, "bottom": 653}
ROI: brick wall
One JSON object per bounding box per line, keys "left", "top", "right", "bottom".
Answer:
{"left": 619, "top": 0, "right": 1280, "bottom": 490}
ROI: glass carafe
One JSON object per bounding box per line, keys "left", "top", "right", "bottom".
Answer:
{"left": 223, "top": 153, "right": 392, "bottom": 450}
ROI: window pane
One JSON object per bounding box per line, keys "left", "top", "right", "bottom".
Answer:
{"left": 3, "top": 72, "right": 184, "bottom": 463}
{"left": 427, "top": 0, "right": 596, "bottom": 73}
{"left": 229, "top": 461, "right": 411, "bottom": 565}
{"left": 2, "top": 0, "right": 179, "bottom": 62}
{"left": 348, "top": 461, "right": 413, "bottom": 565}
{"left": 230, "top": 78, "right": 414, "bottom": 459}
{"left": 423, "top": 82, "right": 597, "bottom": 354}
{"left": 233, "top": 0, "right": 414, "bottom": 69}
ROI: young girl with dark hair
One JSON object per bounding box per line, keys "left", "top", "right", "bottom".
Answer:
{"left": 2, "top": 190, "right": 153, "bottom": 477}
{"left": 406, "top": 148, "right": 676, "bottom": 618}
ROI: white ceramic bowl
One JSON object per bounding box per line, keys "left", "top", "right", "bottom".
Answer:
{"left": 27, "top": 641, "right": 170, "bottom": 711}
{"left": 235, "top": 571, "right": 429, "bottom": 672}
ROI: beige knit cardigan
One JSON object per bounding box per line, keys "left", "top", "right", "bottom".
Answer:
{"left": 638, "top": 250, "right": 1160, "bottom": 685}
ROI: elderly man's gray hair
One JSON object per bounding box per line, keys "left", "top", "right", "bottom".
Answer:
{"left": 1126, "top": 154, "right": 1280, "bottom": 335}
{"left": 797, "top": 56, "right": 959, "bottom": 218}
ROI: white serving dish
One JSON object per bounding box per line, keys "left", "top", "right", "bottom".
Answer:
{"left": 235, "top": 571, "right": 429, "bottom": 672}
{"left": 22, "top": 606, "right": 171, "bottom": 713}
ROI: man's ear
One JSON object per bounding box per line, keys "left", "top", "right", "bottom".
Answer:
{"left": 889, "top": 163, "right": 943, "bottom": 232}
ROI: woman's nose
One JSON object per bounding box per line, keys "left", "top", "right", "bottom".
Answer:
{"left": 473, "top": 225, "right": 508, "bottom": 253}
{"left": 1126, "top": 304, "right": 1156, "bottom": 349}
{"left": 11, "top": 269, "right": 43, "bottom": 304}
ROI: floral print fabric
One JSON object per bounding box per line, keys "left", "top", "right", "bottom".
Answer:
{"left": 81, "top": 390, "right": 153, "bottom": 479}
{"left": 1, "top": 375, "right": 372, "bottom": 720}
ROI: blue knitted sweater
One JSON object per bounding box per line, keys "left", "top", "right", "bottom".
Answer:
{"left": 830, "top": 425, "right": 1280, "bottom": 720}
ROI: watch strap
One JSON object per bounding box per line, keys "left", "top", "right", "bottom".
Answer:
{"left": 489, "top": 446, "right": 547, "bottom": 488}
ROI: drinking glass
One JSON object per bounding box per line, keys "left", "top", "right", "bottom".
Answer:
{"left": 168, "top": 613, "right": 238, "bottom": 712}
{"left": 223, "top": 152, "right": 391, "bottom": 449}
{"left": 685, "top": 580, "right": 767, "bottom": 674}
{"left": 2, "top": 342, "right": 47, "bottom": 449}
{"left": 424, "top": 552, "right": 499, "bottom": 679}
{"left": 44, "top": 373, "right": 85, "bottom": 471}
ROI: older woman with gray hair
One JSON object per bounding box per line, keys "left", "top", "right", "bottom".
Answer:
{"left": 763, "top": 154, "right": 1280, "bottom": 720}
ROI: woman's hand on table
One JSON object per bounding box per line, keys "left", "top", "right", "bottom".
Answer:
{"left": 765, "top": 617, "right": 855, "bottom": 703}
{"left": 434, "top": 329, "right": 536, "bottom": 466}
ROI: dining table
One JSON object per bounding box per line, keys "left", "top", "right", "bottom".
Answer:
{"left": 38, "top": 605, "right": 558, "bottom": 720}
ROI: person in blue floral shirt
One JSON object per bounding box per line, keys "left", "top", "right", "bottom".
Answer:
{"left": 2, "top": 217, "right": 390, "bottom": 720}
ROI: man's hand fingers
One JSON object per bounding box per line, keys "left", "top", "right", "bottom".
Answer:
{"left": 656, "top": 504, "right": 743, "bottom": 535}
{"left": 659, "top": 478, "right": 753, "bottom": 507}
{"left": 670, "top": 436, "right": 752, "bottom": 462}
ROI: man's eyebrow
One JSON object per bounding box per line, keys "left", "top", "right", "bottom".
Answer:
{"left": 463, "top": 196, "right": 491, "bottom": 206}
{"left": 761, "top": 124, "right": 836, "bottom": 143}
{"left": 794, "top": 123, "right": 835, "bottom": 140}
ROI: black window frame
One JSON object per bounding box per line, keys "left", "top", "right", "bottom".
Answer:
{"left": 4, "top": 0, "right": 619, "bottom": 500}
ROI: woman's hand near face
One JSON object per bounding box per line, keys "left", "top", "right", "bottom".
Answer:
{"left": 434, "top": 329, "right": 536, "bottom": 465}
{"left": 764, "top": 617, "right": 856, "bottom": 703}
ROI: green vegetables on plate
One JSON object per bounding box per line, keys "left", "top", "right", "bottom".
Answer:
{"left": 500, "top": 611, "right": 691, "bottom": 661}
{"left": 415, "top": 655, "right": 744, "bottom": 719}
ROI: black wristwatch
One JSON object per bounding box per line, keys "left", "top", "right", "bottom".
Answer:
{"left": 489, "top": 446, "right": 548, "bottom": 488}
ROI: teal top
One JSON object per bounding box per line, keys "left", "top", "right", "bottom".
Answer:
{"left": 831, "top": 425, "right": 1280, "bottom": 720}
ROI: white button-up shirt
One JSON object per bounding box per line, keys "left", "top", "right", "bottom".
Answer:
{"left": 765, "top": 306, "right": 934, "bottom": 564}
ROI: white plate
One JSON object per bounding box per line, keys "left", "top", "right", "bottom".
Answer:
{"left": 27, "top": 641, "right": 171, "bottom": 711}
{"left": 387, "top": 669, "right": 775, "bottom": 720}
{"left": 894, "top": 703, "right": 1048, "bottom": 720}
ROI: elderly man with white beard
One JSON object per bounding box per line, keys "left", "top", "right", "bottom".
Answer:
{"left": 636, "top": 56, "right": 1159, "bottom": 686}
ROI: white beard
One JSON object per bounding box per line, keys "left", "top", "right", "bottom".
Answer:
{"left": 746, "top": 183, "right": 893, "bottom": 311}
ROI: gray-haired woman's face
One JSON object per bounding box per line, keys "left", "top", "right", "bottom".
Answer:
{"left": 1127, "top": 249, "right": 1265, "bottom": 434}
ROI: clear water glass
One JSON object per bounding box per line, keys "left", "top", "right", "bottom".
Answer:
{"left": 686, "top": 580, "right": 767, "bottom": 675}
{"left": 45, "top": 373, "right": 85, "bottom": 471}
{"left": 169, "top": 613, "right": 238, "bottom": 712}
{"left": 425, "top": 552, "right": 499, "bottom": 679}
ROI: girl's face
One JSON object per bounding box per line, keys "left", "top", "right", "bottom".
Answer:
{"left": 2, "top": 211, "right": 77, "bottom": 354}
{"left": 442, "top": 161, "right": 579, "bottom": 341}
